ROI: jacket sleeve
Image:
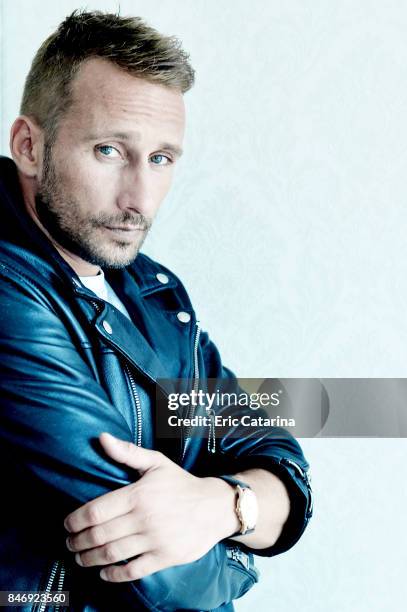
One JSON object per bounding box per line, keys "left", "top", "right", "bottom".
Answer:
{"left": 196, "top": 328, "right": 313, "bottom": 558}
{"left": 0, "top": 269, "right": 138, "bottom": 514}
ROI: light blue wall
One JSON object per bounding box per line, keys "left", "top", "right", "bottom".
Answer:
{"left": 1, "top": 1, "right": 407, "bottom": 609}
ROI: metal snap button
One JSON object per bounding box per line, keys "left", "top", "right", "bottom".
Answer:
{"left": 156, "top": 273, "right": 169, "bottom": 284}
{"left": 102, "top": 320, "right": 113, "bottom": 334}
{"left": 177, "top": 311, "right": 191, "bottom": 323}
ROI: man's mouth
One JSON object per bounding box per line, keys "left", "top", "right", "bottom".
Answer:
{"left": 104, "top": 225, "right": 146, "bottom": 233}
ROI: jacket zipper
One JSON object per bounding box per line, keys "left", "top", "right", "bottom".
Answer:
{"left": 181, "top": 322, "right": 202, "bottom": 461}
{"left": 36, "top": 560, "right": 65, "bottom": 612}
{"left": 226, "top": 546, "right": 250, "bottom": 570}
{"left": 282, "top": 457, "right": 313, "bottom": 516}
{"left": 206, "top": 408, "right": 216, "bottom": 454}
{"left": 53, "top": 561, "right": 66, "bottom": 612}
{"left": 225, "top": 546, "right": 259, "bottom": 582}
{"left": 124, "top": 363, "right": 142, "bottom": 447}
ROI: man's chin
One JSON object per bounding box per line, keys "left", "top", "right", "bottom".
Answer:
{"left": 86, "top": 245, "right": 142, "bottom": 269}
{"left": 102, "top": 257, "right": 140, "bottom": 270}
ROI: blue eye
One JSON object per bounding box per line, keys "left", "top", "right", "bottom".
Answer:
{"left": 150, "top": 154, "right": 171, "bottom": 166}
{"left": 97, "top": 145, "right": 120, "bottom": 157}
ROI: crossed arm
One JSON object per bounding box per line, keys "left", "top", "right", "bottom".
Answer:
{"left": 0, "top": 268, "right": 309, "bottom": 600}
{"left": 64, "top": 432, "right": 291, "bottom": 583}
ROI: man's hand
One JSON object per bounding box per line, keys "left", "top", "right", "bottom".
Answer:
{"left": 64, "top": 433, "right": 238, "bottom": 582}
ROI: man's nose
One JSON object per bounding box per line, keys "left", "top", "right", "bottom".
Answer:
{"left": 116, "top": 165, "right": 154, "bottom": 217}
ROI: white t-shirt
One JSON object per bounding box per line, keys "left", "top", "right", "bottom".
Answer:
{"left": 79, "top": 269, "right": 131, "bottom": 320}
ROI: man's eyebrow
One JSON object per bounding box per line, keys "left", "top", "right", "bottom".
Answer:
{"left": 158, "top": 143, "right": 183, "bottom": 158}
{"left": 85, "top": 132, "right": 130, "bottom": 141}
{"left": 84, "top": 132, "right": 183, "bottom": 157}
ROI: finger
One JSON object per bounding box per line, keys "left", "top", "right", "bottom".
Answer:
{"left": 67, "top": 511, "right": 139, "bottom": 552}
{"left": 64, "top": 484, "right": 137, "bottom": 533}
{"left": 100, "top": 552, "right": 163, "bottom": 582}
{"left": 99, "top": 433, "right": 164, "bottom": 474}
{"left": 75, "top": 534, "right": 148, "bottom": 568}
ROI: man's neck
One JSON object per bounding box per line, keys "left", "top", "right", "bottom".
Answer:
{"left": 54, "top": 245, "right": 101, "bottom": 277}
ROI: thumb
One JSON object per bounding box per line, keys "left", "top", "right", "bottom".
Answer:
{"left": 99, "top": 433, "right": 163, "bottom": 474}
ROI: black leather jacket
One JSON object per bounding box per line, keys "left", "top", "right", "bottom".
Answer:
{"left": 0, "top": 156, "right": 313, "bottom": 611}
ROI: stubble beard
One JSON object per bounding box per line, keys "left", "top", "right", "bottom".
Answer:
{"left": 35, "top": 141, "right": 152, "bottom": 270}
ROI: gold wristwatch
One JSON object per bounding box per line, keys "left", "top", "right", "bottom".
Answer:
{"left": 218, "top": 475, "right": 258, "bottom": 536}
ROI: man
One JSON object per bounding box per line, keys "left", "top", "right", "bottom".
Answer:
{"left": 0, "top": 10, "right": 312, "bottom": 611}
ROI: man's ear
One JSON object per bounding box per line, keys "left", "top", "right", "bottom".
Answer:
{"left": 9, "top": 116, "right": 44, "bottom": 179}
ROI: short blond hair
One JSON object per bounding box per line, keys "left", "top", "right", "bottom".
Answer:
{"left": 20, "top": 10, "right": 195, "bottom": 142}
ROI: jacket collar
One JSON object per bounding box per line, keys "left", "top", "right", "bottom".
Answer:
{"left": 0, "top": 155, "right": 93, "bottom": 284}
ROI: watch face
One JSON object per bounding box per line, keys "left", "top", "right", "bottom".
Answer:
{"left": 240, "top": 488, "right": 258, "bottom": 529}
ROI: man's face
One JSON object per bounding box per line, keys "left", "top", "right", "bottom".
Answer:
{"left": 35, "top": 57, "right": 185, "bottom": 270}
